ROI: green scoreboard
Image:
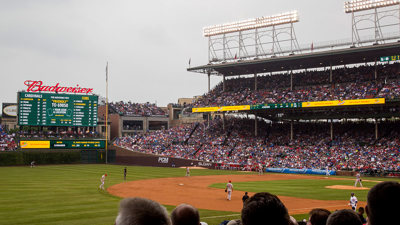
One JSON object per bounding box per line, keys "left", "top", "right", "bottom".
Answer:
{"left": 18, "top": 92, "right": 98, "bottom": 127}
{"left": 51, "top": 140, "right": 105, "bottom": 149}
{"left": 251, "top": 102, "right": 302, "bottom": 110}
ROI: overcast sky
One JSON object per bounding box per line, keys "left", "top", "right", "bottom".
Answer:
{"left": 1, "top": 0, "right": 354, "bottom": 106}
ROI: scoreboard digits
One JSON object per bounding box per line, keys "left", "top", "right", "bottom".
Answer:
{"left": 18, "top": 92, "right": 98, "bottom": 127}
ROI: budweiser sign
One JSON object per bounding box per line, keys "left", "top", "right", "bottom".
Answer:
{"left": 24, "top": 80, "right": 93, "bottom": 94}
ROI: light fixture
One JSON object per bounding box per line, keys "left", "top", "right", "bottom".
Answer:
{"left": 203, "top": 11, "right": 299, "bottom": 37}
{"left": 345, "top": 0, "right": 400, "bottom": 13}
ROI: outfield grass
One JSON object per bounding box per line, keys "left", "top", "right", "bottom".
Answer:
{"left": 0, "top": 165, "right": 243, "bottom": 225}
{"left": 0, "top": 165, "right": 393, "bottom": 225}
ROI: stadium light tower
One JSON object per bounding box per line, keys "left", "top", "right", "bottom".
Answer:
{"left": 344, "top": 0, "right": 400, "bottom": 46}
{"left": 203, "top": 11, "right": 301, "bottom": 63}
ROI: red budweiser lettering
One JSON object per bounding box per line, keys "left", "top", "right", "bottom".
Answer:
{"left": 24, "top": 80, "right": 93, "bottom": 94}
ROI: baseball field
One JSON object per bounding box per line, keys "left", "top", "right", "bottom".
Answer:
{"left": 0, "top": 164, "right": 397, "bottom": 225}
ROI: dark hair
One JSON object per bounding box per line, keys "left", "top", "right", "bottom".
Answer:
{"left": 241, "top": 192, "right": 290, "bottom": 225}
{"left": 367, "top": 181, "right": 400, "bottom": 225}
{"left": 171, "top": 204, "right": 200, "bottom": 225}
{"left": 309, "top": 208, "right": 331, "bottom": 225}
{"left": 326, "top": 209, "right": 362, "bottom": 225}
{"left": 116, "top": 197, "right": 170, "bottom": 225}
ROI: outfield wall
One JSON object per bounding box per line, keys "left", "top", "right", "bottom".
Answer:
{"left": 266, "top": 168, "right": 336, "bottom": 175}
{"left": 0, "top": 149, "right": 115, "bottom": 166}
{"left": 111, "top": 146, "right": 216, "bottom": 169}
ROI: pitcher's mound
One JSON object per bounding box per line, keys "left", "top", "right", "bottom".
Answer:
{"left": 326, "top": 185, "right": 370, "bottom": 190}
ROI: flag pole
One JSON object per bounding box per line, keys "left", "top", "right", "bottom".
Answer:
{"left": 105, "top": 62, "right": 109, "bottom": 164}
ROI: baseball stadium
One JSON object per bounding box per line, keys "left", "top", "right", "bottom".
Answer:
{"left": 1, "top": 1, "right": 400, "bottom": 225}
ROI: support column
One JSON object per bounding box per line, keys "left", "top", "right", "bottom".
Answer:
{"left": 254, "top": 73, "right": 258, "bottom": 91}
{"left": 330, "top": 63, "right": 333, "bottom": 83}
{"left": 290, "top": 120, "right": 293, "bottom": 141}
{"left": 374, "top": 59, "right": 378, "bottom": 80}
{"left": 375, "top": 119, "right": 378, "bottom": 140}
{"left": 208, "top": 71, "right": 211, "bottom": 92}
{"left": 290, "top": 70, "right": 293, "bottom": 91}
{"left": 330, "top": 119, "right": 333, "bottom": 140}
{"left": 223, "top": 74, "right": 226, "bottom": 92}
{"left": 254, "top": 113, "right": 258, "bottom": 137}
{"left": 222, "top": 112, "right": 225, "bottom": 131}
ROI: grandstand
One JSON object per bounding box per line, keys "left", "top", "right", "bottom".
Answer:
{"left": 99, "top": 101, "right": 169, "bottom": 139}
{"left": 113, "top": 3, "right": 400, "bottom": 176}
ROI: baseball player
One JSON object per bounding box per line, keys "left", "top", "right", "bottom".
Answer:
{"left": 258, "top": 164, "right": 263, "bottom": 175}
{"left": 354, "top": 173, "right": 363, "bottom": 187}
{"left": 226, "top": 180, "right": 233, "bottom": 200}
{"left": 124, "top": 167, "right": 127, "bottom": 181}
{"left": 325, "top": 166, "right": 330, "bottom": 176}
{"left": 99, "top": 173, "right": 107, "bottom": 190}
{"left": 349, "top": 192, "right": 358, "bottom": 210}
{"left": 186, "top": 167, "right": 190, "bottom": 177}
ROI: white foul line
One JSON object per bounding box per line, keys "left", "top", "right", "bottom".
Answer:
{"left": 202, "top": 214, "right": 240, "bottom": 219}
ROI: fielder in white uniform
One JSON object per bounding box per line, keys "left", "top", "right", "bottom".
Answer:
{"left": 186, "top": 167, "right": 190, "bottom": 177}
{"left": 354, "top": 173, "right": 363, "bottom": 187}
{"left": 349, "top": 192, "right": 358, "bottom": 210}
{"left": 258, "top": 164, "right": 263, "bottom": 175}
{"left": 226, "top": 180, "right": 233, "bottom": 200}
{"left": 99, "top": 173, "right": 107, "bottom": 190}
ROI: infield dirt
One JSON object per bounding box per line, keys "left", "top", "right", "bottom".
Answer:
{"left": 108, "top": 173, "right": 365, "bottom": 214}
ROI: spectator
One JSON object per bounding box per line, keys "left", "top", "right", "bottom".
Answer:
{"left": 190, "top": 63, "right": 400, "bottom": 108}
{"left": 326, "top": 209, "right": 362, "bottom": 225}
{"left": 357, "top": 207, "right": 366, "bottom": 224}
{"left": 289, "top": 216, "right": 298, "bottom": 225}
{"left": 109, "top": 101, "right": 167, "bottom": 117}
{"left": 171, "top": 204, "right": 200, "bottom": 225}
{"left": 115, "top": 197, "right": 171, "bottom": 225}
{"left": 227, "top": 220, "right": 241, "bottom": 225}
{"left": 366, "top": 181, "right": 400, "bottom": 225}
{"left": 308, "top": 208, "right": 331, "bottom": 225}
{"left": 114, "top": 118, "right": 400, "bottom": 173}
{"left": 242, "top": 192, "right": 249, "bottom": 206}
{"left": 241, "top": 192, "right": 291, "bottom": 225}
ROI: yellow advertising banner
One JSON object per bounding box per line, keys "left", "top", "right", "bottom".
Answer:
{"left": 192, "top": 105, "right": 250, "bottom": 113}
{"left": 20, "top": 141, "right": 50, "bottom": 149}
{"left": 302, "top": 98, "right": 385, "bottom": 108}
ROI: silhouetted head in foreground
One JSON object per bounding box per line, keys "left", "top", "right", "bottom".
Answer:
{"left": 171, "top": 203, "right": 200, "bottom": 225}
{"left": 326, "top": 209, "right": 362, "bottom": 225}
{"left": 115, "top": 197, "right": 171, "bottom": 225}
{"left": 366, "top": 181, "right": 400, "bottom": 225}
{"left": 241, "top": 192, "right": 290, "bottom": 225}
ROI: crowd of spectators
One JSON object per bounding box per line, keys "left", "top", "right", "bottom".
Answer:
{"left": 0, "top": 127, "right": 100, "bottom": 151}
{"left": 18, "top": 128, "right": 99, "bottom": 139}
{"left": 110, "top": 101, "right": 167, "bottom": 117}
{"left": 0, "top": 125, "right": 16, "bottom": 151}
{"left": 191, "top": 63, "right": 400, "bottom": 107}
{"left": 114, "top": 117, "right": 400, "bottom": 172}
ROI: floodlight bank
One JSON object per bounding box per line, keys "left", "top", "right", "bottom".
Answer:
{"left": 203, "top": 10, "right": 299, "bottom": 37}
{"left": 345, "top": 0, "right": 400, "bottom": 13}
